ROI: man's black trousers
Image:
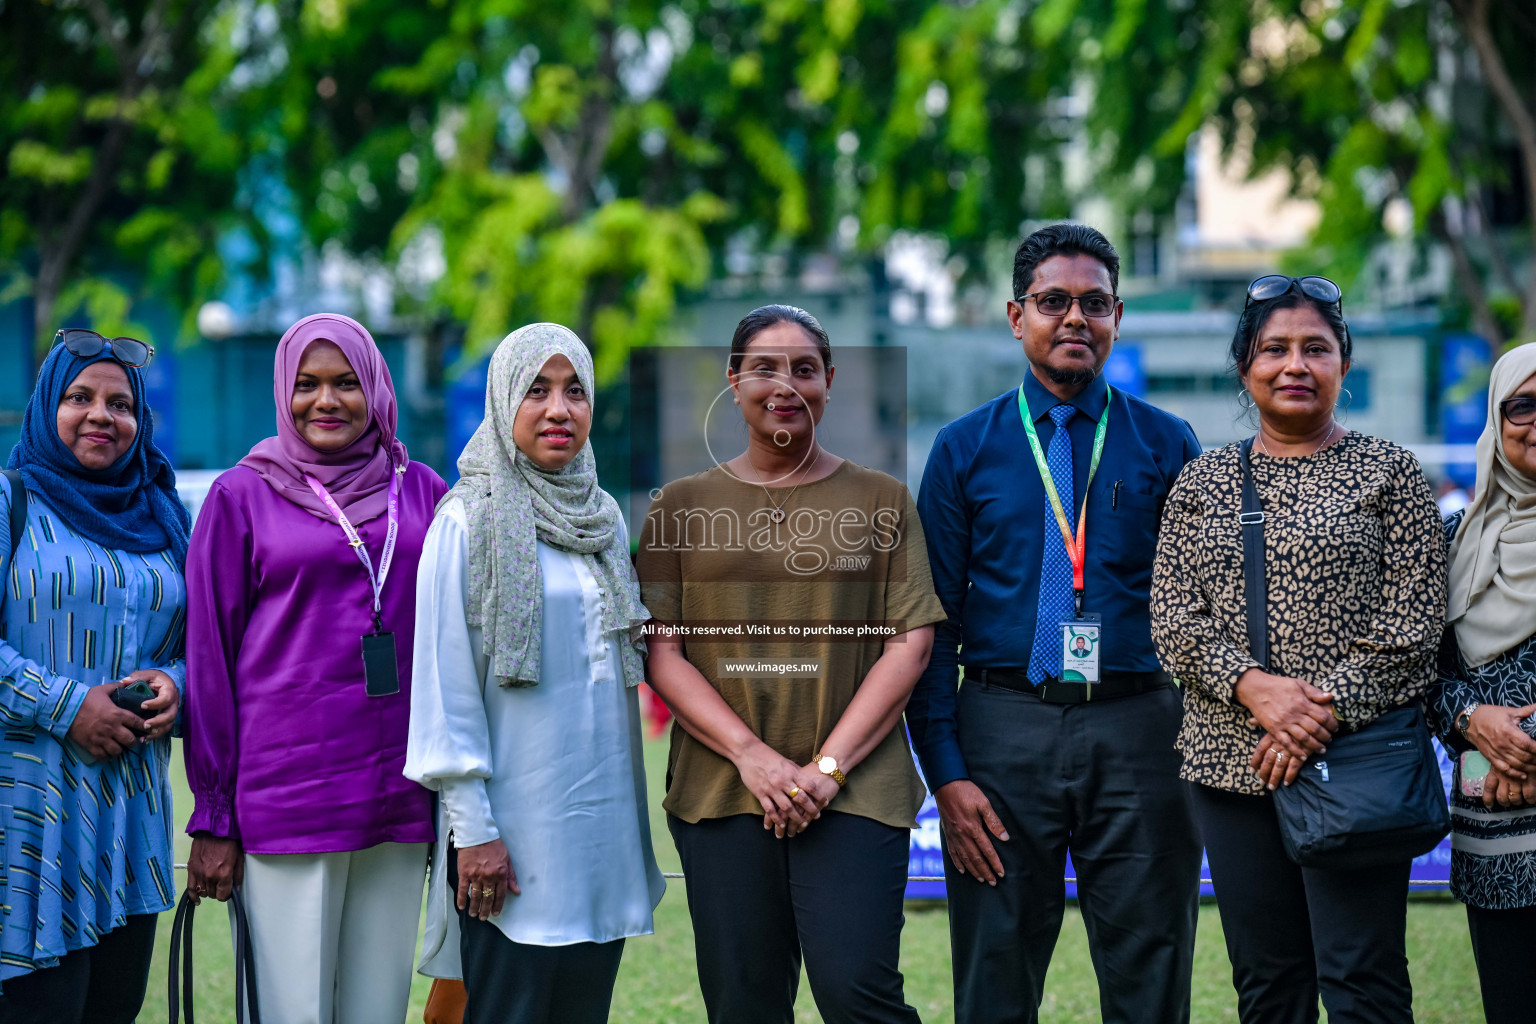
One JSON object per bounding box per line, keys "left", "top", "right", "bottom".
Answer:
{"left": 945, "top": 680, "right": 1201, "bottom": 1024}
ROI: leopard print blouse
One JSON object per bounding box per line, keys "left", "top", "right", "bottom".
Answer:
{"left": 1151, "top": 431, "right": 1448, "bottom": 795}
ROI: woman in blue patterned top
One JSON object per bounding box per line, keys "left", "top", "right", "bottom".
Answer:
{"left": 0, "top": 332, "right": 191, "bottom": 1023}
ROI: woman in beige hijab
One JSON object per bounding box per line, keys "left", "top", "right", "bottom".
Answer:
{"left": 1432, "top": 342, "right": 1536, "bottom": 1024}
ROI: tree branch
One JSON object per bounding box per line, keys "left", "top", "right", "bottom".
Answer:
{"left": 1448, "top": 146, "right": 1523, "bottom": 296}
{"left": 81, "top": 0, "right": 131, "bottom": 68}
{"left": 1433, "top": 201, "right": 1508, "bottom": 346}
{"left": 563, "top": 20, "right": 617, "bottom": 222}
{"left": 1469, "top": 189, "right": 1523, "bottom": 296}
{"left": 1452, "top": 0, "right": 1536, "bottom": 332}
{"left": 135, "top": 0, "right": 175, "bottom": 68}
{"left": 32, "top": 0, "right": 178, "bottom": 343}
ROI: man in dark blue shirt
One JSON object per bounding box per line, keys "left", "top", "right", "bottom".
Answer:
{"left": 910, "top": 224, "right": 1202, "bottom": 1024}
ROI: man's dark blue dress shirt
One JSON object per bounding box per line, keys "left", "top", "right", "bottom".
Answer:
{"left": 908, "top": 368, "right": 1202, "bottom": 791}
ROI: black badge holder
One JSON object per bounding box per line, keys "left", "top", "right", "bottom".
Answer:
{"left": 361, "top": 628, "right": 401, "bottom": 697}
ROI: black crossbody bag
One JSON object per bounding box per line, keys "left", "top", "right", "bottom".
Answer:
{"left": 1239, "top": 438, "right": 1448, "bottom": 869}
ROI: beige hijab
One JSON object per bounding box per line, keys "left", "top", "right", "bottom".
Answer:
{"left": 1447, "top": 343, "right": 1536, "bottom": 667}
{"left": 444, "top": 323, "right": 648, "bottom": 688}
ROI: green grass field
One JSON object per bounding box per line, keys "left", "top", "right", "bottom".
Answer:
{"left": 138, "top": 739, "right": 1482, "bottom": 1023}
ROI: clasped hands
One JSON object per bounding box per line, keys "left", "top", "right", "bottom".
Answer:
{"left": 1464, "top": 703, "right": 1536, "bottom": 810}
{"left": 66, "top": 670, "right": 179, "bottom": 759}
{"left": 735, "top": 742, "right": 839, "bottom": 839}
{"left": 1236, "top": 669, "right": 1339, "bottom": 790}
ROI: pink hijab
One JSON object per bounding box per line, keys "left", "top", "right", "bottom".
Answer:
{"left": 238, "top": 313, "right": 408, "bottom": 525}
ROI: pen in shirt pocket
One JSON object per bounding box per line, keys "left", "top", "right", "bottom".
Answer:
{"left": 1112, "top": 479, "right": 1122, "bottom": 510}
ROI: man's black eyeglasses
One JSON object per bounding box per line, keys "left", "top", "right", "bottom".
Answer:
{"left": 1501, "top": 396, "right": 1536, "bottom": 427}
{"left": 1015, "top": 291, "right": 1118, "bottom": 319}
{"left": 1244, "top": 275, "right": 1343, "bottom": 310}
{"left": 52, "top": 328, "right": 155, "bottom": 368}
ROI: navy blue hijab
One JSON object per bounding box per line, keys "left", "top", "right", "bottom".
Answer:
{"left": 7, "top": 344, "right": 190, "bottom": 566}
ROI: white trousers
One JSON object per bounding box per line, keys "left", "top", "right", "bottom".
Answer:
{"left": 239, "top": 842, "right": 428, "bottom": 1024}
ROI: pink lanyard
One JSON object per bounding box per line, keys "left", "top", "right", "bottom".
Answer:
{"left": 304, "top": 467, "right": 401, "bottom": 633}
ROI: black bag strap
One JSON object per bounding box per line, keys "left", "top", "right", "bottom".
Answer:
{"left": 1238, "top": 439, "right": 1270, "bottom": 672}
{"left": 168, "top": 886, "right": 262, "bottom": 1024}
{"left": 1, "top": 468, "right": 25, "bottom": 581}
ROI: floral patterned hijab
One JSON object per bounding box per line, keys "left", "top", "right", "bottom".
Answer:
{"left": 445, "top": 323, "right": 647, "bottom": 688}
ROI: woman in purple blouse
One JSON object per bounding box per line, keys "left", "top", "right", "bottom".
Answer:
{"left": 183, "top": 314, "right": 447, "bottom": 1024}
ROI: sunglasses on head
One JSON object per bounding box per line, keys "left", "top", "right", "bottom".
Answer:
{"left": 52, "top": 328, "right": 155, "bottom": 368}
{"left": 1501, "top": 396, "right": 1536, "bottom": 427}
{"left": 1244, "top": 275, "right": 1343, "bottom": 310}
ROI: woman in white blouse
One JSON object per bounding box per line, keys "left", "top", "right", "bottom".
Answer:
{"left": 405, "top": 324, "right": 663, "bottom": 1024}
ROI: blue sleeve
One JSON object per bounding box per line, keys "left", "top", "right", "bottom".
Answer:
{"left": 908, "top": 430, "right": 970, "bottom": 790}
{"left": 1427, "top": 625, "right": 1476, "bottom": 754}
{"left": 1178, "top": 419, "right": 1202, "bottom": 474}
{"left": 0, "top": 475, "right": 90, "bottom": 740}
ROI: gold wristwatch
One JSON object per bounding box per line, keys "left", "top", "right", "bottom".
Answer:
{"left": 813, "top": 752, "right": 847, "bottom": 787}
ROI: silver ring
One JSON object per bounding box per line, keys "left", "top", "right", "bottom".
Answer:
{"left": 1275, "top": 750, "right": 1288, "bottom": 761}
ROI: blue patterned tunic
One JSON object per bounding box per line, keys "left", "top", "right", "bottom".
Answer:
{"left": 1429, "top": 510, "right": 1536, "bottom": 911}
{"left": 0, "top": 477, "right": 184, "bottom": 982}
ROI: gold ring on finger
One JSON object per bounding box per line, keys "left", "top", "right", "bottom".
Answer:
{"left": 787, "top": 786, "right": 800, "bottom": 798}
{"left": 482, "top": 887, "right": 495, "bottom": 897}
{"left": 1275, "top": 750, "right": 1287, "bottom": 761}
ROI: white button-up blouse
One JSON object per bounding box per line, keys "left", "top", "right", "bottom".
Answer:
{"left": 406, "top": 497, "right": 664, "bottom": 975}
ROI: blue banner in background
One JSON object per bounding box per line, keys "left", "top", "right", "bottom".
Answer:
{"left": 1441, "top": 333, "right": 1492, "bottom": 489}
{"left": 1103, "top": 344, "right": 1145, "bottom": 398}
{"left": 141, "top": 346, "right": 177, "bottom": 466}
{"left": 906, "top": 732, "right": 1455, "bottom": 900}
{"left": 445, "top": 352, "right": 490, "bottom": 483}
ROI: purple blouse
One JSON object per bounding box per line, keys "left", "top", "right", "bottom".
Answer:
{"left": 184, "top": 463, "right": 447, "bottom": 854}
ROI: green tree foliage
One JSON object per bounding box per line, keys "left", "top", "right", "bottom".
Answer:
{"left": 0, "top": 0, "right": 264, "bottom": 350}
{"left": 1061, "top": 0, "right": 1536, "bottom": 345}
{"left": 253, "top": 0, "right": 1079, "bottom": 371}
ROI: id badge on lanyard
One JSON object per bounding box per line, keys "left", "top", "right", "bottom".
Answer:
{"left": 1060, "top": 615, "right": 1102, "bottom": 685}
{"left": 305, "top": 467, "right": 404, "bottom": 697}
{"left": 1020, "top": 382, "right": 1111, "bottom": 691}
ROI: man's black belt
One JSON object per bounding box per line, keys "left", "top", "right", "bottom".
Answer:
{"left": 963, "top": 666, "right": 1172, "bottom": 704}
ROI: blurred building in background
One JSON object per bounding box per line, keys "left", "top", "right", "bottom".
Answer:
{"left": 0, "top": 124, "right": 1490, "bottom": 509}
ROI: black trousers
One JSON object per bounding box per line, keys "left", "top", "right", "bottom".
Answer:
{"left": 448, "top": 845, "right": 626, "bottom": 1024}
{"left": 945, "top": 681, "right": 1200, "bottom": 1024}
{"left": 669, "top": 810, "right": 921, "bottom": 1024}
{"left": 1190, "top": 782, "right": 1413, "bottom": 1024}
{"left": 0, "top": 913, "right": 157, "bottom": 1024}
{"left": 1465, "top": 902, "right": 1536, "bottom": 1024}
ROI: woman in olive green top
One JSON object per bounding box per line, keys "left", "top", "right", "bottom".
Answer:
{"left": 637, "top": 304, "right": 944, "bottom": 1024}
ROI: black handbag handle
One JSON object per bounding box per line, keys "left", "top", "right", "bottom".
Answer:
{"left": 1238, "top": 438, "right": 1270, "bottom": 672}
{"left": 168, "top": 885, "right": 262, "bottom": 1024}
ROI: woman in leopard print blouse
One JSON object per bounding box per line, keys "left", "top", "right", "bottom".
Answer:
{"left": 1151, "top": 276, "right": 1447, "bottom": 1024}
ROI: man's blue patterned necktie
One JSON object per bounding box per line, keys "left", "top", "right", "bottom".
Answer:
{"left": 1028, "top": 404, "right": 1077, "bottom": 683}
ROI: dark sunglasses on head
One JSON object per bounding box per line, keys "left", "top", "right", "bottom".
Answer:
{"left": 1015, "top": 291, "right": 1118, "bottom": 318}
{"left": 53, "top": 328, "right": 155, "bottom": 368}
{"left": 1244, "top": 275, "right": 1343, "bottom": 309}
{"left": 1501, "top": 396, "right": 1536, "bottom": 426}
